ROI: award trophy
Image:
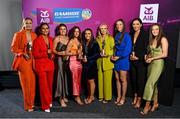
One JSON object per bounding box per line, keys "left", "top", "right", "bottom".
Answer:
{"left": 146, "top": 46, "right": 152, "bottom": 59}
{"left": 132, "top": 44, "right": 135, "bottom": 56}
{"left": 84, "top": 45, "right": 88, "bottom": 62}
{"left": 47, "top": 44, "right": 52, "bottom": 59}
{"left": 24, "top": 41, "right": 32, "bottom": 60}
{"left": 77, "top": 44, "right": 83, "bottom": 60}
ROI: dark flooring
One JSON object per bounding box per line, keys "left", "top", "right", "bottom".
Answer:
{"left": 0, "top": 88, "right": 180, "bottom": 118}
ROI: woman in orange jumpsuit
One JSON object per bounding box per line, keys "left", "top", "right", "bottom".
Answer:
{"left": 11, "top": 17, "right": 36, "bottom": 112}
{"left": 32, "top": 23, "right": 54, "bottom": 112}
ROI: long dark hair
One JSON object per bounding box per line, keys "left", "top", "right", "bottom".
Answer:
{"left": 55, "top": 23, "right": 68, "bottom": 36}
{"left": 149, "top": 23, "right": 166, "bottom": 48}
{"left": 36, "top": 23, "right": 50, "bottom": 36}
{"left": 113, "top": 19, "right": 126, "bottom": 44}
{"left": 129, "top": 18, "right": 144, "bottom": 36}
{"left": 68, "top": 26, "right": 82, "bottom": 43}
{"left": 82, "top": 28, "right": 95, "bottom": 49}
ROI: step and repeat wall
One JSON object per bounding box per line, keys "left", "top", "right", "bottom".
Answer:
{"left": 0, "top": 0, "right": 179, "bottom": 71}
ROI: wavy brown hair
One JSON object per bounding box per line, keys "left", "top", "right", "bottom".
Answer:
{"left": 149, "top": 24, "right": 165, "bottom": 48}
{"left": 68, "top": 26, "right": 82, "bottom": 43}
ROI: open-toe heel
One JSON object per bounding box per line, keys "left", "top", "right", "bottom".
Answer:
{"left": 151, "top": 104, "right": 159, "bottom": 112}
{"left": 134, "top": 99, "right": 141, "bottom": 109}
{"left": 117, "top": 98, "right": 126, "bottom": 106}
{"left": 87, "top": 97, "right": 95, "bottom": 104}
{"left": 132, "top": 96, "right": 137, "bottom": 105}
{"left": 114, "top": 97, "right": 121, "bottom": 104}
{"left": 140, "top": 106, "right": 151, "bottom": 115}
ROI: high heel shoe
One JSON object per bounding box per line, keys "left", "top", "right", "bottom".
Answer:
{"left": 132, "top": 96, "right": 137, "bottom": 105}
{"left": 134, "top": 99, "right": 141, "bottom": 109}
{"left": 63, "top": 97, "right": 68, "bottom": 103}
{"left": 151, "top": 104, "right": 159, "bottom": 112}
{"left": 60, "top": 99, "right": 67, "bottom": 107}
{"left": 86, "top": 97, "right": 95, "bottom": 104}
{"left": 134, "top": 103, "right": 141, "bottom": 109}
{"left": 114, "top": 97, "right": 121, "bottom": 104}
{"left": 140, "top": 106, "right": 151, "bottom": 115}
{"left": 117, "top": 98, "right": 126, "bottom": 106}
{"left": 75, "top": 98, "right": 84, "bottom": 105}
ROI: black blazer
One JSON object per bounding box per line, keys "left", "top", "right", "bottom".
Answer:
{"left": 130, "top": 30, "right": 149, "bottom": 62}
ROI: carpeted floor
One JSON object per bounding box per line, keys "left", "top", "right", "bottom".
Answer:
{"left": 0, "top": 88, "right": 180, "bottom": 118}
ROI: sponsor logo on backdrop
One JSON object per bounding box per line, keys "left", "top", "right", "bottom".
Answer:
{"left": 53, "top": 8, "right": 92, "bottom": 23}
{"left": 139, "top": 4, "right": 159, "bottom": 23}
{"left": 37, "top": 8, "right": 53, "bottom": 24}
{"left": 33, "top": 8, "right": 92, "bottom": 24}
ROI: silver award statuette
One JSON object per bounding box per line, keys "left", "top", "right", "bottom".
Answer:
{"left": 84, "top": 55, "right": 87, "bottom": 62}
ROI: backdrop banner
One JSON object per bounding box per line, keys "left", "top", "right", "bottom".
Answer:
{"left": 22, "top": 0, "right": 145, "bottom": 35}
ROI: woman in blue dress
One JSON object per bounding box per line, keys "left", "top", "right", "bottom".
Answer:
{"left": 111, "top": 19, "right": 132, "bottom": 105}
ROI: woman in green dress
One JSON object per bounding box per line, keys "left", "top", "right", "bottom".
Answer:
{"left": 140, "top": 24, "right": 168, "bottom": 115}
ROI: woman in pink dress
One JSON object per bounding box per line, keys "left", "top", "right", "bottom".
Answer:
{"left": 66, "top": 26, "right": 84, "bottom": 105}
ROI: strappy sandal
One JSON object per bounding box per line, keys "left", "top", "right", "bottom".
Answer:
{"left": 132, "top": 96, "right": 137, "bottom": 105}
{"left": 140, "top": 106, "right": 151, "bottom": 115}
{"left": 87, "top": 97, "right": 95, "bottom": 104}
{"left": 151, "top": 104, "right": 159, "bottom": 112}
{"left": 117, "top": 98, "right": 126, "bottom": 106}
{"left": 114, "top": 97, "right": 121, "bottom": 104}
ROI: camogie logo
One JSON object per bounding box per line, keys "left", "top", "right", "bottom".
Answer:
{"left": 82, "top": 9, "right": 92, "bottom": 20}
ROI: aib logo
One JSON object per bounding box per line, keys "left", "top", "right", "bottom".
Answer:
{"left": 37, "top": 8, "right": 52, "bottom": 24}
{"left": 143, "top": 7, "right": 154, "bottom": 21}
{"left": 140, "top": 4, "right": 159, "bottom": 23}
{"left": 144, "top": 7, "right": 153, "bottom": 14}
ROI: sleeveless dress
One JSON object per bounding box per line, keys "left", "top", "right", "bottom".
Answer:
{"left": 143, "top": 46, "right": 164, "bottom": 101}
{"left": 55, "top": 42, "right": 69, "bottom": 98}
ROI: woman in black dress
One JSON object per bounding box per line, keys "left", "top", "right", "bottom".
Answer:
{"left": 82, "top": 28, "right": 100, "bottom": 104}
{"left": 129, "top": 18, "right": 148, "bottom": 108}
